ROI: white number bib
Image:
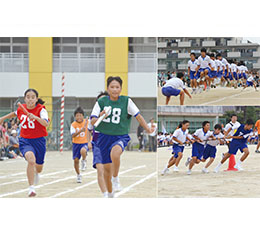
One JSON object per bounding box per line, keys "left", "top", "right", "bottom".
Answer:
{"left": 102, "top": 107, "right": 121, "bottom": 124}
{"left": 20, "top": 115, "right": 35, "bottom": 129}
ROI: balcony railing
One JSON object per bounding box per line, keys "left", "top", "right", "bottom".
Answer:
{"left": 128, "top": 53, "right": 157, "bottom": 72}
{"left": 0, "top": 53, "right": 28, "bottom": 72}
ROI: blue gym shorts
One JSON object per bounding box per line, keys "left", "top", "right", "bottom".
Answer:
{"left": 192, "top": 142, "right": 205, "bottom": 160}
{"left": 202, "top": 144, "right": 217, "bottom": 160}
{"left": 228, "top": 140, "right": 247, "bottom": 155}
{"left": 162, "top": 86, "right": 181, "bottom": 97}
{"left": 172, "top": 144, "right": 184, "bottom": 158}
{"left": 19, "top": 137, "right": 46, "bottom": 165}
{"left": 95, "top": 133, "right": 130, "bottom": 165}
{"left": 72, "top": 143, "right": 88, "bottom": 160}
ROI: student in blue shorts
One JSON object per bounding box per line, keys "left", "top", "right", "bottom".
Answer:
{"left": 215, "top": 119, "right": 254, "bottom": 172}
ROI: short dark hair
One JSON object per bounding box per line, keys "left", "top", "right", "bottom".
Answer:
{"left": 107, "top": 76, "right": 122, "bottom": 87}
{"left": 231, "top": 114, "right": 237, "bottom": 118}
{"left": 202, "top": 121, "right": 210, "bottom": 127}
{"left": 96, "top": 91, "right": 109, "bottom": 101}
{"left": 246, "top": 119, "right": 254, "bottom": 125}
{"left": 201, "top": 48, "right": 207, "bottom": 53}
{"left": 214, "top": 124, "right": 222, "bottom": 130}
{"left": 216, "top": 53, "right": 222, "bottom": 58}
{"left": 177, "top": 72, "right": 184, "bottom": 79}
{"left": 74, "top": 107, "right": 84, "bottom": 116}
{"left": 190, "top": 52, "right": 196, "bottom": 57}
{"left": 210, "top": 53, "right": 215, "bottom": 58}
{"left": 182, "top": 120, "right": 190, "bottom": 125}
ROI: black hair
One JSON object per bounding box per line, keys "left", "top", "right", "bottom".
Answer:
{"left": 74, "top": 107, "right": 84, "bottom": 117}
{"left": 107, "top": 76, "right": 122, "bottom": 88}
{"left": 182, "top": 120, "right": 190, "bottom": 125}
{"left": 246, "top": 119, "right": 254, "bottom": 125}
{"left": 202, "top": 121, "right": 210, "bottom": 127}
{"left": 214, "top": 124, "right": 222, "bottom": 130}
{"left": 177, "top": 72, "right": 184, "bottom": 79}
{"left": 210, "top": 53, "right": 215, "bottom": 58}
{"left": 24, "top": 88, "right": 45, "bottom": 105}
{"left": 96, "top": 91, "right": 109, "bottom": 101}
{"left": 201, "top": 48, "right": 207, "bottom": 53}
{"left": 190, "top": 52, "right": 196, "bottom": 57}
{"left": 216, "top": 53, "right": 221, "bottom": 58}
{"left": 178, "top": 123, "right": 182, "bottom": 128}
{"left": 231, "top": 114, "right": 237, "bottom": 118}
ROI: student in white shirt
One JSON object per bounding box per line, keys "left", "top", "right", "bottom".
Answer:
{"left": 161, "top": 72, "right": 192, "bottom": 105}
{"left": 161, "top": 120, "right": 194, "bottom": 175}
{"left": 188, "top": 53, "right": 199, "bottom": 94}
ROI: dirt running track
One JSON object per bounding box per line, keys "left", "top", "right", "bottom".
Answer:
{"left": 158, "top": 145, "right": 260, "bottom": 197}
{"left": 158, "top": 86, "right": 260, "bottom": 106}
{"left": 0, "top": 151, "right": 156, "bottom": 198}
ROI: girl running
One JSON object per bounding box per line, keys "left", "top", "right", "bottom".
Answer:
{"left": 0, "top": 89, "right": 49, "bottom": 197}
{"left": 90, "top": 76, "right": 153, "bottom": 197}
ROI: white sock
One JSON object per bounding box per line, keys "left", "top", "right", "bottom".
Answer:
{"left": 29, "top": 185, "right": 35, "bottom": 191}
{"left": 103, "top": 191, "right": 108, "bottom": 197}
{"left": 173, "top": 165, "right": 177, "bottom": 168}
{"left": 237, "top": 160, "right": 242, "bottom": 166}
{"left": 217, "top": 163, "right": 222, "bottom": 168}
{"left": 112, "top": 176, "right": 119, "bottom": 182}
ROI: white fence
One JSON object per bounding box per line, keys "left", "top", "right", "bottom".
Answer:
{"left": 0, "top": 53, "right": 28, "bottom": 72}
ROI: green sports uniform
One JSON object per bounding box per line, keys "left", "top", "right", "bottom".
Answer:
{"left": 93, "top": 95, "right": 139, "bottom": 135}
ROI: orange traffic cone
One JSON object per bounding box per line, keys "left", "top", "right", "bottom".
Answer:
{"left": 225, "top": 154, "right": 238, "bottom": 171}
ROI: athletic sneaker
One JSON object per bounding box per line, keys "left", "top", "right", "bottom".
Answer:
{"left": 77, "top": 174, "right": 82, "bottom": 183}
{"left": 161, "top": 167, "right": 170, "bottom": 175}
{"left": 202, "top": 168, "right": 209, "bottom": 173}
{"left": 185, "top": 157, "right": 191, "bottom": 167}
{"left": 255, "top": 150, "right": 260, "bottom": 153}
{"left": 103, "top": 192, "right": 109, "bottom": 198}
{"left": 234, "top": 163, "right": 244, "bottom": 171}
{"left": 187, "top": 170, "right": 192, "bottom": 175}
{"left": 34, "top": 172, "right": 40, "bottom": 185}
{"left": 112, "top": 179, "right": 122, "bottom": 192}
{"left": 173, "top": 165, "right": 179, "bottom": 172}
{"left": 81, "top": 160, "right": 87, "bottom": 171}
{"left": 28, "top": 187, "right": 36, "bottom": 197}
{"left": 108, "top": 192, "right": 114, "bottom": 198}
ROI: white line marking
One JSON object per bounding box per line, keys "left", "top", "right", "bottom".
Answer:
{"left": 199, "top": 89, "right": 255, "bottom": 106}
{"left": 50, "top": 165, "right": 146, "bottom": 198}
{"left": 0, "top": 169, "right": 71, "bottom": 187}
{"left": 115, "top": 172, "right": 157, "bottom": 198}
{"left": 0, "top": 170, "right": 95, "bottom": 197}
{"left": 0, "top": 172, "right": 25, "bottom": 179}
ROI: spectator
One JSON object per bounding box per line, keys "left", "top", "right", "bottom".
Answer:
{"left": 147, "top": 118, "right": 157, "bottom": 152}
{"left": 8, "top": 129, "right": 22, "bottom": 158}
{"left": 137, "top": 124, "right": 144, "bottom": 152}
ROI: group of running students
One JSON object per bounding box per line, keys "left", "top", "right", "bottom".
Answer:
{"left": 161, "top": 114, "right": 260, "bottom": 175}
{"left": 161, "top": 48, "right": 259, "bottom": 105}
{"left": 0, "top": 76, "right": 153, "bottom": 198}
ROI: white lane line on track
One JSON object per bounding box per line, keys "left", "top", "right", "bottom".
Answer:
{"left": 0, "top": 169, "right": 71, "bottom": 187}
{"left": 50, "top": 165, "right": 146, "bottom": 198}
{"left": 198, "top": 89, "right": 255, "bottom": 106}
{"left": 0, "top": 170, "right": 96, "bottom": 197}
{"left": 115, "top": 172, "right": 156, "bottom": 198}
{"left": 0, "top": 172, "right": 25, "bottom": 179}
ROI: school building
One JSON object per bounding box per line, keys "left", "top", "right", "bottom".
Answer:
{"left": 0, "top": 37, "right": 157, "bottom": 149}
{"left": 158, "top": 37, "right": 260, "bottom": 72}
{"left": 158, "top": 106, "right": 228, "bottom": 133}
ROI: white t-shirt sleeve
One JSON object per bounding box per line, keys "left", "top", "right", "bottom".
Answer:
{"left": 224, "top": 123, "right": 231, "bottom": 132}
{"left": 90, "top": 102, "right": 101, "bottom": 119}
{"left": 70, "top": 125, "right": 76, "bottom": 135}
{"left": 128, "top": 98, "right": 140, "bottom": 117}
{"left": 87, "top": 121, "right": 93, "bottom": 131}
{"left": 194, "top": 129, "right": 200, "bottom": 137}
{"left": 180, "top": 79, "right": 186, "bottom": 89}
{"left": 172, "top": 129, "right": 179, "bottom": 138}
{"left": 40, "top": 108, "right": 48, "bottom": 121}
